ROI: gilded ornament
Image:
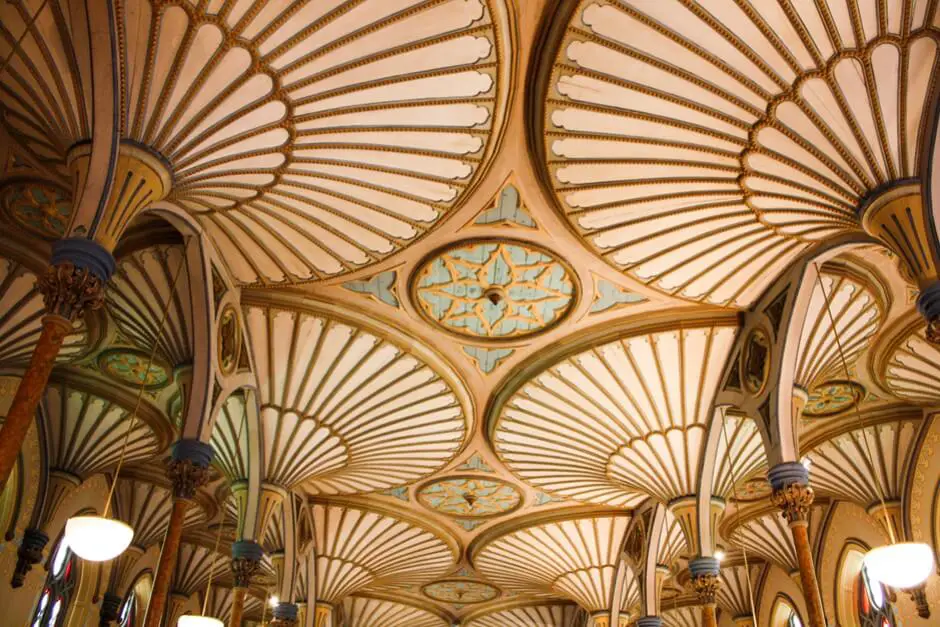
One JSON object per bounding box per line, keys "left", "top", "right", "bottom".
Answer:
{"left": 39, "top": 262, "right": 105, "bottom": 321}
{"left": 422, "top": 580, "right": 499, "bottom": 604}
{"left": 217, "top": 305, "right": 241, "bottom": 376}
{"left": 1, "top": 181, "right": 72, "bottom": 239}
{"left": 166, "top": 458, "right": 210, "bottom": 500}
{"left": 692, "top": 573, "right": 720, "bottom": 606}
{"left": 232, "top": 557, "right": 261, "bottom": 588}
{"left": 771, "top": 484, "right": 815, "bottom": 525}
{"left": 98, "top": 349, "right": 171, "bottom": 389}
{"left": 802, "top": 381, "right": 865, "bottom": 418}
{"left": 417, "top": 477, "right": 522, "bottom": 519}
{"left": 413, "top": 240, "right": 576, "bottom": 340}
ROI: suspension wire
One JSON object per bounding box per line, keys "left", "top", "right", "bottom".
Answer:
{"left": 103, "top": 249, "right": 187, "bottom": 518}
{"left": 812, "top": 263, "right": 897, "bottom": 544}
{"left": 719, "top": 406, "right": 758, "bottom": 627}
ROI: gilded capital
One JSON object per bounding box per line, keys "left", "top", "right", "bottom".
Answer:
{"left": 231, "top": 540, "right": 264, "bottom": 588}
{"left": 692, "top": 573, "right": 721, "bottom": 606}
{"left": 771, "top": 483, "right": 815, "bottom": 525}
{"left": 38, "top": 262, "right": 105, "bottom": 321}
{"left": 165, "top": 458, "right": 209, "bottom": 500}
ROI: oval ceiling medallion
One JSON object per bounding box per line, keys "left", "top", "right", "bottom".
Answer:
{"left": 803, "top": 381, "right": 865, "bottom": 418}
{"left": 422, "top": 580, "right": 499, "bottom": 604}
{"left": 98, "top": 349, "right": 171, "bottom": 389}
{"left": 1, "top": 181, "right": 71, "bottom": 239}
{"left": 417, "top": 476, "right": 522, "bottom": 519}
{"left": 732, "top": 477, "right": 773, "bottom": 503}
{"left": 217, "top": 305, "right": 241, "bottom": 376}
{"left": 742, "top": 329, "right": 771, "bottom": 395}
{"left": 412, "top": 240, "right": 577, "bottom": 340}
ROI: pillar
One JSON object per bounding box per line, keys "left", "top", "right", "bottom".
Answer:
{"left": 668, "top": 496, "right": 725, "bottom": 557}
{"left": 272, "top": 602, "right": 299, "bottom": 627}
{"left": 11, "top": 527, "right": 48, "bottom": 587}
{"left": 690, "top": 557, "right": 720, "bottom": 627}
{"left": 143, "top": 440, "right": 213, "bottom": 627}
{"left": 636, "top": 618, "right": 662, "bottom": 627}
{"left": 230, "top": 540, "right": 263, "bottom": 627}
{"left": 98, "top": 592, "right": 123, "bottom": 626}
{"left": 0, "top": 240, "right": 110, "bottom": 491}
{"left": 314, "top": 602, "right": 332, "bottom": 627}
{"left": 769, "top": 463, "right": 826, "bottom": 627}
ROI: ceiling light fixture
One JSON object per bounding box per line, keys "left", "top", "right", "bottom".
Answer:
{"left": 64, "top": 254, "right": 186, "bottom": 562}
{"left": 813, "top": 264, "right": 934, "bottom": 589}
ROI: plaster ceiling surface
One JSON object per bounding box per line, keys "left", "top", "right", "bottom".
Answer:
{"left": 0, "top": 0, "right": 939, "bottom": 624}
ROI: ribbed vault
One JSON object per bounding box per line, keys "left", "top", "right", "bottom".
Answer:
{"left": 537, "top": 0, "right": 939, "bottom": 306}
{"left": 725, "top": 503, "right": 828, "bottom": 575}
{"left": 341, "top": 596, "right": 449, "bottom": 627}
{"left": 473, "top": 513, "right": 634, "bottom": 612}
{"left": 0, "top": 0, "right": 512, "bottom": 284}
{"left": 884, "top": 324, "right": 940, "bottom": 403}
{"left": 662, "top": 606, "right": 702, "bottom": 627}
{"left": 107, "top": 244, "right": 194, "bottom": 367}
{"left": 807, "top": 419, "right": 917, "bottom": 505}
{"left": 305, "top": 501, "right": 457, "bottom": 604}
{"left": 244, "top": 301, "right": 470, "bottom": 494}
{"left": 491, "top": 321, "right": 736, "bottom": 506}
{"left": 795, "top": 270, "right": 882, "bottom": 390}
{"left": 464, "top": 601, "right": 584, "bottom": 627}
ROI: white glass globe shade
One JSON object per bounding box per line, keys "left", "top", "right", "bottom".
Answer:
{"left": 178, "top": 616, "right": 224, "bottom": 627}
{"left": 63, "top": 516, "right": 133, "bottom": 562}
{"left": 863, "top": 543, "right": 934, "bottom": 589}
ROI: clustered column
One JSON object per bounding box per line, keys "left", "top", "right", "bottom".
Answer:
{"left": 769, "top": 462, "right": 825, "bottom": 627}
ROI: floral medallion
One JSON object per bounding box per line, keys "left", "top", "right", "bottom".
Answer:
{"left": 217, "top": 305, "right": 241, "bottom": 376}
{"left": 1, "top": 181, "right": 72, "bottom": 239}
{"left": 98, "top": 349, "right": 171, "bottom": 389}
{"left": 803, "top": 381, "right": 865, "bottom": 418}
{"left": 412, "top": 240, "right": 576, "bottom": 340}
{"left": 732, "top": 477, "right": 773, "bottom": 503}
{"left": 417, "top": 476, "right": 522, "bottom": 519}
{"left": 422, "top": 580, "right": 499, "bottom": 604}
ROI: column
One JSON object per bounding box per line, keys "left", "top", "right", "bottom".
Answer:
{"left": 98, "top": 592, "right": 123, "bottom": 626}
{"left": 0, "top": 240, "right": 110, "bottom": 491}
{"left": 272, "top": 602, "right": 299, "bottom": 627}
{"left": 230, "top": 540, "right": 263, "bottom": 627}
{"left": 689, "top": 557, "right": 720, "bottom": 627}
{"left": 11, "top": 528, "right": 48, "bottom": 588}
{"left": 314, "top": 602, "right": 333, "bottom": 627}
{"left": 143, "top": 440, "right": 213, "bottom": 627}
{"left": 769, "top": 462, "right": 826, "bottom": 627}
{"left": 636, "top": 618, "right": 662, "bottom": 627}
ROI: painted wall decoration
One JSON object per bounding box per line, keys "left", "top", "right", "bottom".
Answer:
{"left": 803, "top": 381, "right": 865, "bottom": 418}
{"left": 474, "top": 184, "right": 536, "bottom": 228}
{"left": 418, "top": 477, "right": 521, "bottom": 519}
{"left": 217, "top": 305, "right": 241, "bottom": 376}
{"left": 422, "top": 580, "right": 499, "bottom": 604}
{"left": 342, "top": 271, "right": 400, "bottom": 308}
{"left": 1, "top": 181, "right": 71, "bottom": 239}
{"left": 413, "top": 240, "right": 576, "bottom": 340}
{"left": 98, "top": 349, "right": 171, "bottom": 389}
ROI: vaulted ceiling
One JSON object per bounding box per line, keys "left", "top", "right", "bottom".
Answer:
{"left": 1, "top": 0, "right": 939, "bottom": 624}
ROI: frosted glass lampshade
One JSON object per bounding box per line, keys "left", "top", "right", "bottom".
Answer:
{"left": 178, "top": 616, "right": 224, "bottom": 627}
{"left": 864, "top": 543, "right": 934, "bottom": 589}
{"left": 63, "top": 516, "right": 133, "bottom": 562}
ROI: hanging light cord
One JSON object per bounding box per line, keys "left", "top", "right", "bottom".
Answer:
{"left": 718, "top": 407, "right": 759, "bottom": 627}
{"left": 202, "top": 515, "right": 225, "bottom": 616}
{"left": 201, "top": 389, "right": 249, "bottom": 617}
{"left": 812, "top": 263, "right": 897, "bottom": 544}
{"left": 102, "top": 252, "right": 187, "bottom": 519}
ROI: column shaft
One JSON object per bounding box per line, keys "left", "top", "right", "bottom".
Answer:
{"left": 702, "top": 604, "right": 718, "bottom": 627}
{"left": 230, "top": 587, "right": 247, "bottom": 626}
{"left": 0, "top": 316, "right": 70, "bottom": 489}
{"left": 791, "top": 522, "right": 826, "bottom": 627}
{"left": 144, "top": 498, "right": 188, "bottom": 627}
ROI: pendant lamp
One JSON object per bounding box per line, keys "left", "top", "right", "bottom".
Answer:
{"left": 64, "top": 256, "right": 187, "bottom": 561}
{"left": 813, "top": 264, "right": 934, "bottom": 589}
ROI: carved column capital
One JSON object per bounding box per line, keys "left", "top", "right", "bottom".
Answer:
{"left": 908, "top": 585, "right": 931, "bottom": 619}
{"left": 771, "top": 483, "right": 815, "bottom": 525}
{"left": 768, "top": 462, "right": 814, "bottom": 526}
{"left": 231, "top": 540, "right": 264, "bottom": 588}
{"left": 166, "top": 440, "right": 214, "bottom": 500}
{"left": 692, "top": 573, "right": 721, "bottom": 606}
{"left": 38, "top": 262, "right": 105, "bottom": 321}
{"left": 11, "top": 527, "right": 49, "bottom": 588}
{"left": 273, "top": 602, "right": 299, "bottom": 627}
